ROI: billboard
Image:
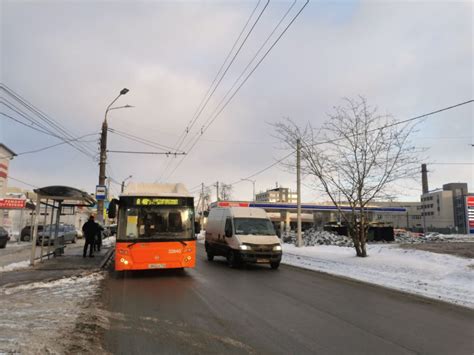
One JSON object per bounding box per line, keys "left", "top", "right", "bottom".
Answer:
{"left": 0, "top": 198, "right": 26, "bottom": 209}
{"left": 467, "top": 196, "right": 474, "bottom": 234}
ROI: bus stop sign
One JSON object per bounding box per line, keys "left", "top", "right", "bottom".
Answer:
{"left": 96, "top": 185, "right": 107, "bottom": 201}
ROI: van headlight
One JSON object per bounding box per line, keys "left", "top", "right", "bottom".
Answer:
{"left": 239, "top": 245, "right": 251, "bottom": 251}
{"left": 273, "top": 245, "right": 282, "bottom": 251}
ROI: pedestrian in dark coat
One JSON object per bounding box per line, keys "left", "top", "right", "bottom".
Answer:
{"left": 82, "top": 215, "right": 99, "bottom": 257}
{"left": 95, "top": 224, "right": 103, "bottom": 252}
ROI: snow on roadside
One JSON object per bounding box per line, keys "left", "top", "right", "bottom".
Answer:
{"left": 0, "top": 260, "right": 30, "bottom": 273}
{"left": 102, "top": 235, "right": 116, "bottom": 248}
{"left": 282, "top": 243, "right": 474, "bottom": 309}
{"left": 0, "top": 272, "right": 105, "bottom": 354}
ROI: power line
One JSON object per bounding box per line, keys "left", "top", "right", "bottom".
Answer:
{"left": 0, "top": 111, "right": 63, "bottom": 137}
{"left": 1, "top": 84, "right": 97, "bottom": 159}
{"left": 202, "top": 99, "right": 474, "bottom": 190}
{"left": 159, "top": 0, "right": 270, "bottom": 181}
{"left": 108, "top": 127, "right": 181, "bottom": 152}
{"left": 107, "top": 150, "right": 186, "bottom": 155}
{"left": 0, "top": 133, "right": 99, "bottom": 159}
{"left": 164, "top": 0, "right": 309, "bottom": 180}
{"left": 7, "top": 176, "right": 39, "bottom": 189}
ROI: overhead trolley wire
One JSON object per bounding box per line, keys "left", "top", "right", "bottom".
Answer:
{"left": 158, "top": 0, "right": 270, "bottom": 181}
{"left": 164, "top": 0, "right": 309, "bottom": 180}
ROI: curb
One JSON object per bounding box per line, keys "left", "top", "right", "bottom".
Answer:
{"left": 100, "top": 248, "right": 114, "bottom": 269}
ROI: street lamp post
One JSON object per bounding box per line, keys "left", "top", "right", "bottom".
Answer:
{"left": 97, "top": 88, "right": 129, "bottom": 224}
{"left": 121, "top": 175, "right": 133, "bottom": 193}
{"left": 241, "top": 178, "right": 256, "bottom": 201}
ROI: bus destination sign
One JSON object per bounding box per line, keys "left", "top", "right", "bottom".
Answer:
{"left": 135, "top": 198, "right": 179, "bottom": 206}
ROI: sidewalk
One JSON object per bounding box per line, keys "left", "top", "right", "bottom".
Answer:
{"left": 0, "top": 239, "right": 114, "bottom": 288}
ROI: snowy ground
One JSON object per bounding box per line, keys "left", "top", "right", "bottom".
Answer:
{"left": 282, "top": 243, "right": 474, "bottom": 309}
{"left": 0, "top": 272, "right": 105, "bottom": 354}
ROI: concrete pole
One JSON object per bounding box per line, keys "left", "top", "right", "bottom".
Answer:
{"left": 97, "top": 119, "right": 108, "bottom": 224}
{"left": 40, "top": 200, "right": 48, "bottom": 261}
{"left": 216, "top": 181, "right": 219, "bottom": 202}
{"left": 30, "top": 195, "right": 41, "bottom": 266}
{"left": 201, "top": 183, "right": 205, "bottom": 229}
{"left": 297, "top": 139, "right": 302, "bottom": 247}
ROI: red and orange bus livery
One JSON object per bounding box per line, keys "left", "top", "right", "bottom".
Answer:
{"left": 113, "top": 183, "right": 198, "bottom": 271}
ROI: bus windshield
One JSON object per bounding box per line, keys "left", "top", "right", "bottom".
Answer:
{"left": 118, "top": 206, "right": 194, "bottom": 241}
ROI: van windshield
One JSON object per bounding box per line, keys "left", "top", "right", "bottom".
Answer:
{"left": 233, "top": 218, "right": 275, "bottom": 236}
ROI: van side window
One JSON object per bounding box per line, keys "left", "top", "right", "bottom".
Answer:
{"left": 225, "top": 218, "right": 233, "bottom": 237}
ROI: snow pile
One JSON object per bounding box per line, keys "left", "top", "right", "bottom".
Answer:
{"left": 395, "top": 232, "right": 472, "bottom": 244}
{"left": 102, "top": 236, "right": 116, "bottom": 248}
{"left": 283, "top": 228, "right": 353, "bottom": 247}
{"left": 282, "top": 244, "right": 474, "bottom": 309}
{"left": 0, "top": 260, "right": 30, "bottom": 273}
{"left": 0, "top": 272, "right": 104, "bottom": 354}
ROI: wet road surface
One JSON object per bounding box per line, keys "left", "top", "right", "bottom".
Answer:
{"left": 100, "top": 245, "right": 474, "bottom": 354}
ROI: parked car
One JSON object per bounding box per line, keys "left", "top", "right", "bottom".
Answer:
{"left": 20, "top": 225, "right": 44, "bottom": 242}
{"left": 0, "top": 227, "right": 10, "bottom": 248}
{"left": 37, "top": 224, "right": 78, "bottom": 245}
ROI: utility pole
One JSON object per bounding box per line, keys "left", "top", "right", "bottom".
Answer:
{"left": 97, "top": 88, "right": 130, "bottom": 224}
{"left": 98, "top": 119, "right": 108, "bottom": 224}
{"left": 215, "top": 181, "right": 219, "bottom": 202}
{"left": 201, "top": 183, "right": 205, "bottom": 229}
{"left": 296, "top": 139, "right": 302, "bottom": 247}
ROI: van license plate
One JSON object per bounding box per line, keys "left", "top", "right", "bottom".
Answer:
{"left": 148, "top": 263, "right": 166, "bottom": 269}
{"left": 257, "top": 259, "right": 269, "bottom": 263}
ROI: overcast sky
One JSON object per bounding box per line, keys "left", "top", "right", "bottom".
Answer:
{"left": 1, "top": 0, "right": 472, "bottom": 202}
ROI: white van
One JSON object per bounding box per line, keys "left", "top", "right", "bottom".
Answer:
{"left": 205, "top": 207, "right": 282, "bottom": 269}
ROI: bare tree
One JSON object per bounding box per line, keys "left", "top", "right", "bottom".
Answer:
{"left": 274, "top": 97, "right": 420, "bottom": 257}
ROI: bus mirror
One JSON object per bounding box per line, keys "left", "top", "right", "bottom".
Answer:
{"left": 194, "top": 222, "right": 201, "bottom": 235}
{"left": 108, "top": 199, "right": 119, "bottom": 219}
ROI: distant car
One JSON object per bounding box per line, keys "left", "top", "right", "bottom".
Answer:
{"left": 20, "top": 225, "right": 44, "bottom": 242}
{"left": 0, "top": 227, "right": 10, "bottom": 248}
{"left": 37, "top": 224, "right": 78, "bottom": 245}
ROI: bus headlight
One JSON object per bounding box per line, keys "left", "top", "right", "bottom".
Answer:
{"left": 273, "top": 245, "right": 282, "bottom": 251}
{"left": 239, "top": 245, "right": 251, "bottom": 251}
{"left": 120, "top": 257, "right": 129, "bottom": 265}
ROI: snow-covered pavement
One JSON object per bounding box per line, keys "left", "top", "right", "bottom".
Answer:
{"left": 282, "top": 243, "right": 474, "bottom": 309}
{"left": 0, "top": 272, "right": 105, "bottom": 354}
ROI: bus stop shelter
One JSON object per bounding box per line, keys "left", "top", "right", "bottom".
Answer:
{"left": 30, "top": 186, "right": 95, "bottom": 266}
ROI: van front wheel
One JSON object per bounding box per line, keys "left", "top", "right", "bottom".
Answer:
{"left": 270, "top": 261, "right": 280, "bottom": 270}
{"left": 207, "top": 252, "right": 214, "bottom": 261}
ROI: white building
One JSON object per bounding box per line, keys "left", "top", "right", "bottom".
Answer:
{"left": 255, "top": 187, "right": 297, "bottom": 203}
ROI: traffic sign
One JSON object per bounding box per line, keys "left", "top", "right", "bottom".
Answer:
{"left": 96, "top": 185, "right": 107, "bottom": 201}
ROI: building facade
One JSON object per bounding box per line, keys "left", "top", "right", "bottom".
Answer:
{"left": 255, "top": 187, "right": 297, "bottom": 203}
{"left": 0, "top": 144, "right": 17, "bottom": 227}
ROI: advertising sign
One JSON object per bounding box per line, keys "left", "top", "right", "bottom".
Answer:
{"left": 0, "top": 198, "right": 26, "bottom": 209}
{"left": 467, "top": 196, "right": 474, "bottom": 234}
{"left": 96, "top": 185, "right": 107, "bottom": 201}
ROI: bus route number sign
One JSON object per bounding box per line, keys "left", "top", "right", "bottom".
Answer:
{"left": 135, "top": 198, "right": 179, "bottom": 206}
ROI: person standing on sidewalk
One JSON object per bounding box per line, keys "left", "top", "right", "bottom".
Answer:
{"left": 82, "top": 215, "right": 99, "bottom": 257}
{"left": 95, "top": 224, "right": 104, "bottom": 252}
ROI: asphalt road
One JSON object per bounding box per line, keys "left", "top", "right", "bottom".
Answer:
{"left": 100, "top": 245, "right": 474, "bottom": 355}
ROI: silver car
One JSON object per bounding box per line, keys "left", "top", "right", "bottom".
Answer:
{"left": 37, "top": 224, "right": 78, "bottom": 245}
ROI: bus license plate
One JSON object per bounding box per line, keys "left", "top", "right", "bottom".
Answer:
{"left": 149, "top": 263, "right": 166, "bottom": 269}
{"left": 257, "top": 259, "right": 269, "bottom": 263}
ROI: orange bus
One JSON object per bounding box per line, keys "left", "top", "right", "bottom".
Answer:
{"left": 112, "top": 183, "right": 198, "bottom": 271}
